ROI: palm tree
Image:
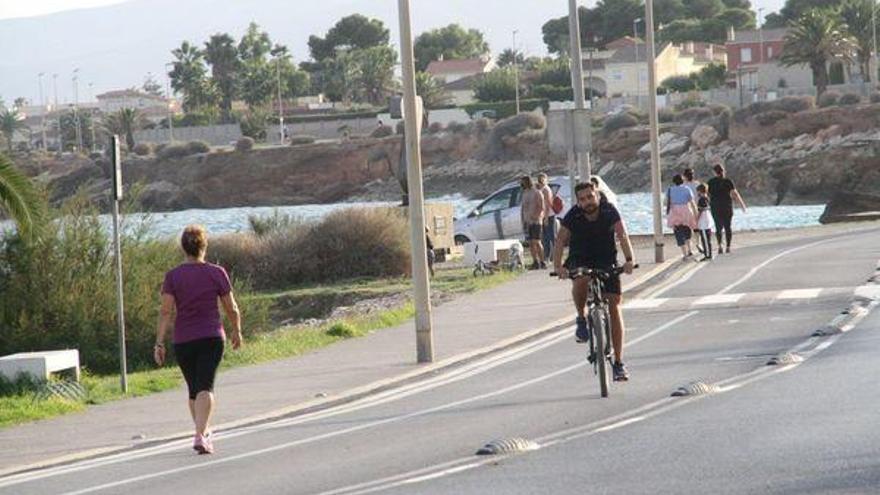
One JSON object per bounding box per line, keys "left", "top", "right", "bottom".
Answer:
{"left": 102, "top": 108, "right": 146, "bottom": 150}
{"left": 0, "top": 154, "right": 46, "bottom": 240}
{"left": 781, "top": 9, "right": 858, "bottom": 97}
{"left": 839, "top": 0, "right": 875, "bottom": 82}
{"left": 170, "top": 41, "right": 216, "bottom": 112}
{"left": 0, "top": 109, "right": 27, "bottom": 154}
{"left": 415, "top": 71, "right": 452, "bottom": 127}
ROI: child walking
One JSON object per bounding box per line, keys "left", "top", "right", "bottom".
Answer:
{"left": 696, "top": 183, "right": 713, "bottom": 261}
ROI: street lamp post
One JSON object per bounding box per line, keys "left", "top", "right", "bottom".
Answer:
{"left": 513, "top": 29, "right": 521, "bottom": 115}
{"left": 88, "top": 82, "right": 97, "bottom": 152}
{"left": 634, "top": 18, "right": 644, "bottom": 109}
{"left": 38, "top": 73, "right": 47, "bottom": 151}
{"left": 276, "top": 57, "right": 284, "bottom": 144}
{"left": 72, "top": 69, "right": 83, "bottom": 152}
{"left": 758, "top": 7, "right": 764, "bottom": 101}
{"left": 53, "top": 73, "right": 62, "bottom": 154}
{"left": 873, "top": 0, "right": 878, "bottom": 84}
{"left": 644, "top": 0, "right": 665, "bottom": 263}
{"left": 397, "top": 0, "right": 434, "bottom": 364}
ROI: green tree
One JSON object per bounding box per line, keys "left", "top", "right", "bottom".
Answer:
{"left": 781, "top": 8, "right": 857, "bottom": 97}
{"left": 839, "top": 0, "right": 875, "bottom": 81}
{"left": 779, "top": 0, "right": 844, "bottom": 24}
{"left": 655, "top": 0, "right": 688, "bottom": 24}
{"left": 715, "top": 8, "right": 756, "bottom": 30}
{"left": 322, "top": 50, "right": 360, "bottom": 104}
{"left": 354, "top": 46, "right": 398, "bottom": 105}
{"left": 142, "top": 73, "right": 163, "bottom": 97}
{"left": 763, "top": 12, "right": 786, "bottom": 28}
{"left": 169, "top": 41, "right": 216, "bottom": 112}
{"left": 722, "top": 0, "right": 751, "bottom": 8}
{"left": 413, "top": 24, "right": 489, "bottom": 71}
{"left": 660, "top": 19, "right": 705, "bottom": 43}
{"left": 415, "top": 72, "right": 452, "bottom": 110}
{"left": 684, "top": 0, "right": 726, "bottom": 18}
{"left": 204, "top": 33, "right": 241, "bottom": 120}
{"left": 661, "top": 75, "right": 698, "bottom": 92}
{"left": 0, "top": 109, "right": 27, "bottom": 154}
{"left": 59, "top": 110, "right": 96, "bottom": 151}
{"left": 596, "top": 0, "right": 644, "bottom": 42}
{"left": 102, "top": 108, "right": 146, "bottom": 150}
{"left": 474, "top": 68, "right": 517, "bottom": 102}
{"left": 0, "top": 154, "right": 46, "bottom": 240}
{"left": 497, "top": 48, "right": 525, "bottom": 67}
{"left": 269, "top": 45, "right": 311, "bottom": 101}
{"left": 694, "top": 63, "right": 728, "bottom": 89}
{"left": 238, "top": 23, "right": 276, "bottom": 108}
{"left": 308, "top": 14, "right": 390, "bottom": 61}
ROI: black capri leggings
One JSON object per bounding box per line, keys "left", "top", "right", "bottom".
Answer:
{"left": 711, "top": 207, "right": 734, "bottom": 247}
{"left": 174, "top": 337, "right": 224, "bottom": 400}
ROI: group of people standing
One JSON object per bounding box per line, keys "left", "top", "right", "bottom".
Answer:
{"left": 666, "top": 162, "right": 747, "bottom": 261}
{"left": 519, "top": 173, "right": 562, "bottom": 270}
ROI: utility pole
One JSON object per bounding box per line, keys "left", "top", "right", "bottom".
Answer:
{"left": 568, "top": 0, "right": 592, "bottom": 180}
{"left": 276, "top": 57, "right": 285, "bottom": 144}
{"left": 165, "top": 63, "right": 175, "bottom": 143}
{"left": 72, "top": 69, "right": 83, "bottom": 152}
{"left": 88, "top": 82, "right": 97, "bottom": 152}
{"left": 38, "top": 73, "right": 47, "bottom": 151}
{"left": 513, "top": 30, "right": 521, "bottom": 115}
{"left": 634, "top": 18, "right": 643, "bottom": 109}
{"left": 873, "top": 0, "right": 878, "bottom": 83}
{"left": 644, "top": 0, "right": 665, "bottom": 263}
{"left": 397, "top": 0, "right": 434, "bottom": 364}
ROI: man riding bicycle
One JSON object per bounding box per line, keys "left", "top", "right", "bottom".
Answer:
{"left": 553, "top": 181, "right": 635, "bottom": 382}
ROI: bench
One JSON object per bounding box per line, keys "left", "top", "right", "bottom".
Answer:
{"left": 0, "top": 350, "right": 81, "bottom": 382}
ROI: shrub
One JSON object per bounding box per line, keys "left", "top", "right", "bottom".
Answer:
{"left": 462, "top": 98, "right": 549, "bottom": 120}
{"left": 480, "top": 113, "right": 545, "bottom": 159}
{"left": 658, "top": 108, "right": 676, "bottom": 123}
{"left": 871, "top": 92, "right": 880, "bottom": 103}
{"left": 708, "top": 103, "right": 732, "bottom": 116}
{"left": 754, "top": 110, "right": 789, "bottom": 126}
{"left": 777, "top": 95, "right": 814, "bottom": 113}
{"left": 603, "top": 113, "right": 639, "bottom": 134}
{"left": 207, "top": 208, "right": 410, "bottom": 290}
{"left": 0, "top": 196, "right": 270, "bottom": 374}
{"left": 156, "top": 143, "right": 193, "bottom": 160}
{"left": 446, "top": 121, "right": 467, "bottom": 133}
{"left": 674, "top": 106, "right": 714, "bottom": 123}
{"left": 370, "top": 125, "right": 394, "bottom": 138}
{"left": 186, "top": 140, "right": 210, "bottom": 154}
{"left": 247, "top": 210, "right": 302, "bottom": 237}
{"left": 838, "top": 93, "right": 861, "bottom": 106}
{"left": 235, "top": 137, "right": 255, "bottom": 152}
{"left": 428, "top": 122, "right": 444, "bottom": 134}
{"left": 326, "top": 322, "right": 358, "bottom": 338}
{"left": 674, "top": 96, "right": 705, "bottom": 110}
{"left": 663, "top": 75, "right": 697, "bottom": 93}
{"left": 818, "top": 91, "right": 840, "bottom": 108}
{"left": 132, "top": 143, "right": 152, "bottom": 156}
{"left": 289, "top": 135, "right": 316, "bottom": 146}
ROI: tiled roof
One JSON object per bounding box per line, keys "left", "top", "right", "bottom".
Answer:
{"left": 442, "top": 74, "right": 481, "bottom": 91}
{"left": 728, "top": 28, "right": 788, "bottom": 44}
{"left": 426, "top": 58, "right": 490, "bottom": 75}
{"left": 96, "top": 89, "right": 164, "bottom": 100}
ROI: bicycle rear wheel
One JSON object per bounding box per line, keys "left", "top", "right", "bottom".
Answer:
{"left": 590, "top": 307, "right": 610, "bottom": 398}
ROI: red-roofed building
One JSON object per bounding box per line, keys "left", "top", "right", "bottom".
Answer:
{"left": 425, "top": 55, "right": 495, "bottom": 83}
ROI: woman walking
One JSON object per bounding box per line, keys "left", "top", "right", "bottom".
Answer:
{"left": 154, "top": 225, "right": 242, "bottom": 455}
{"left": 666, "top": 174, "right": 698, "bottom": 260}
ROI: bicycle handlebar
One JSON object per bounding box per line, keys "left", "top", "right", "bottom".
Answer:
{"left": 549, "top": 264, "right": 639, "bottom": 279}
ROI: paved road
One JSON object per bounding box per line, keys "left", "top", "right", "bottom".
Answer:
{"left": 3, "top": 228, "right": 879, "bottom": 495}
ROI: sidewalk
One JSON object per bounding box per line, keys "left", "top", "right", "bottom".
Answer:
{"left": 2, "top": 222, "right": 876, "bottom": 475}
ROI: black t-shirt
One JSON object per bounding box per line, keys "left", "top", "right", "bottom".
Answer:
{"left": 707, "top": 177, "right": 735, "bottom": 210}
{"left": 697, "top": 196, "right": 710, "bottom": 211}
{"left": 561, "top": 203, "right": 621, "bottom": 267}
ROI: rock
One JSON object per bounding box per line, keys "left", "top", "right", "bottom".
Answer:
{"left": 820, "top": 191, "right": 880, "bottom": 224}
{"left": 690, "top": 125, "right": 720, "bottom": 150}
{"left": 598, "top": 161, "right": 616, "bottom": 175}
{"left": 638, "top": 132, "right": 689, "bottom": 158}
{"left": 816, "top": 125, "right": 842, "bottom": 142}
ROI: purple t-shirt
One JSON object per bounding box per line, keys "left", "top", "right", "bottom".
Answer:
{"left": 162, "top": 263, "right": 232, "bottom": 344}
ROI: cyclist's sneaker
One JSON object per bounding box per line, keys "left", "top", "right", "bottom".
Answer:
{"left": 575, "top": 316, "right": 589, "bottom": 343}
{"left": 612, "top": 362, "right": 630, "bottom": 382}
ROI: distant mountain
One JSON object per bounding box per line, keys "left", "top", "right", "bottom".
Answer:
{"left": 0, "top": 0, "right": 561, "bottom": 105}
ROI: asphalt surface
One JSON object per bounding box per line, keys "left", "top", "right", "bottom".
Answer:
{"left": 3, "top": 227, "right": 879, "bottom": 495}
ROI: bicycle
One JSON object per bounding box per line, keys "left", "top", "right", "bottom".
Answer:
{"left": 551, "top": 264, "right": 637, "bottom": 398}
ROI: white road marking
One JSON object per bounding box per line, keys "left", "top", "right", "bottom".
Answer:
{"left": 622, "top": 298, "right": 669, "bottom": 309}
{"left": 855, "top": 285, "right": 880, "bottom": 300}
{"left": 694, "top": 293, "right": 745, "bottom": 306}
{"left": 718, "top": 238, "right": 835, "bottom": 294}
{"left": 776, "top": 288, "right": 823, "bottom": 300}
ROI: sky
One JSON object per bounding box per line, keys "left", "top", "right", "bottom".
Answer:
{"left": 0, "top": 0, "right": 788, "bottom": 23}
{"left": 0, "top": 0, "right": 788, "bottom": 105}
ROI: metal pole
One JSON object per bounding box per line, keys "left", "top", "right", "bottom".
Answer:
{"left": 397, "top": 0, "right": 434, "bottom": 364}
{"left": 72, "top": 69, "right": 83, "bottom": 152}
{"left": 110, "top": 135, "right": 128, "bottom": 393}
{"left": 568, "top": 0, "right": 591, "bottom": 180}
{"left": 38, "top": 73, "right": 47, "bottom": 151}
{"left": 165, "top": 63, "right": 175, "bottom": 143}
{"left": 873, "top": 1, "right": 878, "bottom": 83}
{"left": 88, "top": 83, "right": 97, "bottom": 152}
{"left": 513, "top": 30, "right": 521, "bottom": 114}
{"left": 53, "top": 74, "right": 62, "bottom": 154}
{"left": 634, "top": 18, "right": 642, "bottom": 109}
{"left": 277, "top": 58, "right": 285, "bottom": 144}
{"left": 644, "top": 0, "right": 664, "bottom": 263}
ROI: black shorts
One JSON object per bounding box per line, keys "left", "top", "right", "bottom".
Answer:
{"left": 526, "top": 223, "right": 543, "bottom": 241}
{"left": 563, "top": 258, "right": 622, "bottom": 295}
{"left": 673, "top": 225, "right": 692, "bottom": 246}
{"left": 174, "top": 337, "right": 225, "bottom": 400}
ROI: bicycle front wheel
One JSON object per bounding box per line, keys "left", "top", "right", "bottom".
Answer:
{"left": 590, "top": 307, "right": 610, "bottom": 398}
